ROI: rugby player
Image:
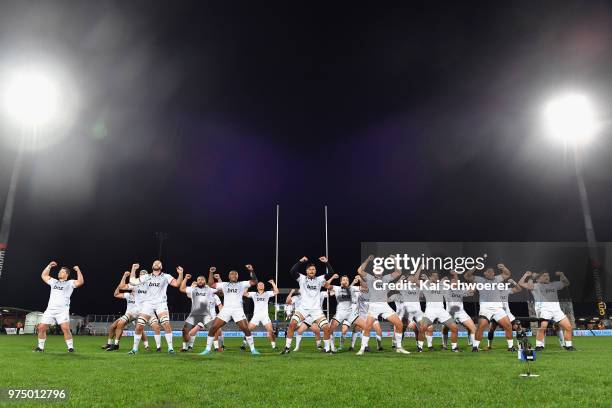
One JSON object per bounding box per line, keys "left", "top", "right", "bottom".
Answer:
{"left": 518, "top": 270, "right": 575, "bottom": 351}
{"left": 128, "top": 261, "right": 184, "bottom": 354}
{"left": 464, "top": 264, "right": 516, "bottom": 352}
{"left": 328, "top": 275, "right": 365, "bottom": 351}
{"left": 242, "top": 279, "right": 279, "bottom": 349}
{"left": 355, "top": 255, "right": 410, "bottom": 355}
{"left": 199, "top": 265, "right": 260, "bottom": 355}
{"left": 35, "top": 262, "right": 84, "bottom": 352}
{"left": 180, "top": 272, "right": 217, "bottom": 352}
{"left": 486, "top": 278, "right": 522, "bottom": 350}
{"left": 441, "top": 271, "right": 476, "bottom": 350}
{"left": 281, "top": 256, "right": 335, "bottom": 354}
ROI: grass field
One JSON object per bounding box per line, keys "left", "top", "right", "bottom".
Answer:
{"left": 1, "top": 335, "right": 611, "bottom": 408}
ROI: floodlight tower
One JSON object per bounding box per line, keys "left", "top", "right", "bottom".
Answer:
{"left": 542, "top": 92, "right": 606, "bottom": 319}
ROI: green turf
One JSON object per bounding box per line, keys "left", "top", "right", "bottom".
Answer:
{"left": 0, "top": 335, "right": 611, "bottom": 407}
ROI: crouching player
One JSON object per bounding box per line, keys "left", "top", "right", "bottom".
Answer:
{"left": 35, "top": 262, "right": 84, "bottom": 352}
{"left": 418, "top": 272, "right": 460, "bottom": 352}
{"left": 180, "top": 272, "right": 217, "bottom": 352}
{"left": 241, "top": 279, "right": 279, "bottom": 350}
{"left": 200, "top": 265, "right": 260, "bottom": 355}
{"left": 518, "top": 270, "right": 575, "bottom": 351}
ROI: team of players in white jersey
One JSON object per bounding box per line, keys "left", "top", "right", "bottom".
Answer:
{"left": 35, "top": 255, "right": 576, "bottom": 354}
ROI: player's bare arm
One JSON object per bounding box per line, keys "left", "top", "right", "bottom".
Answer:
{"left": 245, "top": 264, "right": 258, "bottom": 286}
{"left": 208, "top": 267, "right": 217, "bottom": 288}
{"left": 518, "top": 271, "right": 535, "bottom": 290}
{"left": 357, "top": 254, "right": 374, "bottom": 277}
{"left": 180, "top": 274, "right": 192, "bottom": 293}
{"left": 73, "top": 266, "right": 85, "bottom": 288}
{"left": 41, "top": 261, "right": 57, "bottom": 283}
{"left": 268, "top": 279, "right": 279, "bottom": 295}
{"left": 557, "top": 271, "right": 570, "bottom": 287}
{"left": 114, "top": 272, "right": 131, "bottom": 298}
{"left": 170, "top": 266, "right": 184, "bottom": 287}
{"left": 128, "top": 263, "right": 140, "bottom": 285}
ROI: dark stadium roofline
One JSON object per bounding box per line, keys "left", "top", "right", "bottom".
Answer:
{"left": 0, "top": 307, "right": 36, "bottom": 313}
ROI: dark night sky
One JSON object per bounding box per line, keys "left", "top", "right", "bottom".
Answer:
{"left": 0, "top": 1, "right": 611, "bottom": 315}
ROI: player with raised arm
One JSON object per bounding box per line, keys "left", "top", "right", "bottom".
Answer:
{"left": 199, "top": 265, "right": 260, "bottom": 355}
{"left": 328, "top": 274, "right": 365, "bottom": 351}
{"left": 281, "top": 256, "right": 335, "bottom": 354}
{"left": 356, "top": 255, "right": 411, "bottom": 355}
{"left": 487, "top": 278, "right": 522, "bottom": 350}
{"left": 518, "top": 270, "right": 575, "bottom": 351}
{"left": 35, "top": 262, "right": 84, "bottom": 352}
{"left": 464, "top": 264, "right": 515, "bottom": 352}
{"left": 180, "top": 272, "right": 217, "bottom": 352}
{"left": 417, "top": 271, "right": 460, "bottom": 352}
{"left": 242, "top": 279, "right": 279, "bottom": 350}
{"left": 128, "top": 260, "right": 184, "bottom": 355}
{"left": 103, "top": 271, "right": 151, "bottom": 351}
{"left": 441, "top": 271, "right": 476, "bottom": 350}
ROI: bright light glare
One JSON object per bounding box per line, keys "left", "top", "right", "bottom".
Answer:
{"left": 2, "top": 69, "right": 60, "bottom": 126}
{"left": 543, "top": 93, "right": 599, "bottom": 145}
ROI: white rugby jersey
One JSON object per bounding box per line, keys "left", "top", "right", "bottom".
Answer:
{"left": 187, "top": 286, "right": 215, "bottom": 315}
{"left": 209, "top": 295, "right": 222, "bottom": 317}
{"left": 46, "top": 278, "right": 77, "bottom": 310}
{"left": 421, "top": 280, "right": 446, "bottom": 310}
{"left": 474, "top": 275, "right": 504, "bottom": 308}
{"left": 532, "top": 281, "right": 564, "bottom": 309}
{"left": 217, "top": 281, "right": 251, "bottom": 308}
{"left": 331, "top": 285, "right": 359, "bottom": 311}
{"left": 296, "top": 275, "right": 327, "bottom": 309}
{"left": 137, "top": 273, "right": 174, "bottom": 303}
{"left": 444, "top": 288, "right": 469, "bottom": 313}
{"left": 248, "top": 290, "right": 274, "bottom": 315}
{"left": 123, "top": 292, "right": 138, "bottom": 314}
{"left": 290, "top": 294, "right": 302, "bottom": 310}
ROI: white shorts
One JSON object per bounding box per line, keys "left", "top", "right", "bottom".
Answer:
{"left": 296, "top": 308, "right": 326, "bottom": 324}
{"left": 333, "top": 308, "right": 359, "bottom": 326}
{"left": 41, "top": 309, "right": 70, "bottom": 325}
{"left": 367, "top": 302, "right": 396, "bottom": 320}
{"left": 424, "top": 307, "right": 452, "bottom": 324}
{"left": 250, "top": 313, "right": 271, "bottom": 327}
{"left": 217, "top": 307, "right": 247, "bottom": 323}
{"left": 140, "top": 301, "right": 169, "bottom": 317}
{"left": 448, "top": 308, "right": 471, "bottom": 324}
{"left": 185, "top": 314, "right": 213, "bottom": 328}
{"left": 479, "top": 305, "right": 508, "bottom": 322}
{"left": 358, "top": 301, "right": 368, "bottom": 318}
{"left": 397, "top": 302, "right": 424, "bottom": 324}
{"left": 536, "top": 307, "right": 566, "bottom": 323}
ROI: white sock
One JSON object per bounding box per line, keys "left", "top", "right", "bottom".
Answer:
{"left": 189, "top": 336, "right": 196, "bottom": 347}
{"left": 246, "top": 335, "right": 255, "bottom": 351}
{"left": 316, "top": 339, "right": 321, "bottom": 347}
{"left": 359, "top": 336, "right": 369, "bottom": 351}
{"left": 295, "top": 335, "right": 302, "bottom": 348}
{"left": 565, "top": 340, "right": 572, "bottom": 347}
{"left": 285, "top": 337, "right": 293, "bottom": 348}
{"left": 351, "top": 333, "right": 359, "bottom": 348}
{"left": 469, "top": 333, "right": 475, "bottom": 345}
{"left": 106, "top": 338, "right": 113, "bottom": 345}
{"left": 38, "top": 338, "right": 46, "bottom": 350}
{"left": 206, "top": 336, "right": 214, "bottom": 350}
{"left": 164, "top": 333, "right": 173, "bottom": 350}
{"left": 219, "top": 334, "right": 224, "bottom": 346}
{"left": 376, "top": 334, "right": 382, "bottom": 342}
{"left": 133, "top": 334, "right": 142, "bottom": 350}
{"left": 536, "top": 339, "right": 544, "bottom": 347}
{"left": 426, "top": 335, "right": 433, "bottom": 348}
{"left": 271, "top": 341, "right": 276, "bottom": 348}
{"left": 507, "top": 339, "right": 514, "bottom": 348}
{"left": 182, "top": 342, "right": 188, "bottom": 350}
{"left": 558, "top": 330, "right": 565, "bottom": 346}
{"left": 143, "top": 340, "right": 149, "bottom": 348}
{"left": 451, "top": 342, "right": 457, "bottom": 350}
{"left": 324, "top": 339, "right": 330, "bottom": 352}
{"left": 213, "top": 340, "right": 219, "bottom": 349}
{"left": 114, "top": 339, "right": 120, "bottom": 345}
{"left": 487, "top": 339, "right": 491, "bottom": 347}
{"left": 154, "top": 334, "right": 161, "bottom": 348}
{"left": 442, "top": 336, "right": 447, "bottom": 347}
{"left": 473, "top": 340, "right": 480, "bottom": 348}
{"left": 394, "top": 332, "right": 403, "bottom": 349}
{"left": 65, "top": 339, "right": 74, "bottom": 349}
{"left": 417, "top": 340, "right": 424, "bottom": 348}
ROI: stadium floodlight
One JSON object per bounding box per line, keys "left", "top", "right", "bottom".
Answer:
{"left": 2, "top": 69, "right": 60, "bottom": 127}
{"left": 543, "top": 93, "right": 599, "bottom": 145}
